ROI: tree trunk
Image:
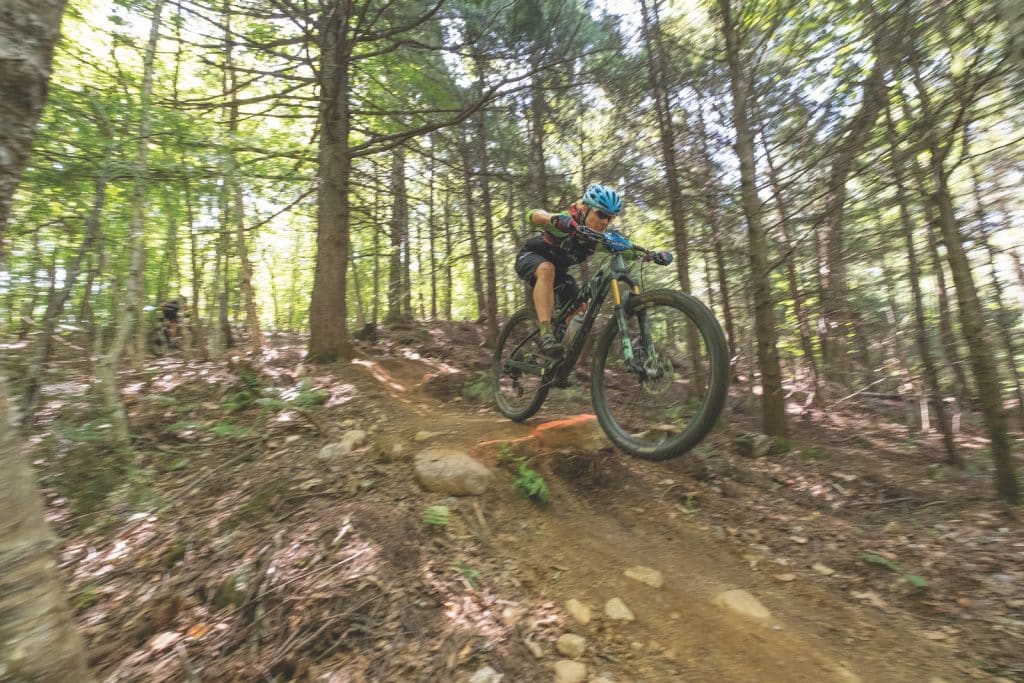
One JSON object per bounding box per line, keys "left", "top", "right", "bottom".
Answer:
{"left": 472, "top": 57, "right": 499, "bottom": 346}
{"left": 719, "top": 0, "right": 788, "bottom": 436}
{"left": 443, "top": 181, "right": 453, "bottom": 320}
{"left": 639, "top": 0, "right": 704, "bottom": 393}
{"left": 372, "top": 172, "right": 381, "bottom": 326}
{"left": 97, "top": 0, "right": 165, "bottom": 446}
{"left": 20, "top": 175, "right": 106, "bottom": 428}
{"left": 692, "top": 100, "right": 733, "bottom": 362}
{"left": 885, "top": 106, "right": 958, "bottom": 464}
{"left": 309, "top": 0, "right": 353, "bottom": 361}
{"left": 818, "top": 15, "right": 893, "bottom": 392}
{"left": 386, "top": 145, "right": 408, "bottom": 323}
{"left": 529, "top": 56, "right": 548, "bottom": 208}
{"left": 459, "top": 134, "right": 485, "bottom": 319}
{"left": 185, "top": 182, "right": 207, "bottom": 358}
{"left": 428, "top": 143, "right": 438, "bottom": 320}
{"left": 759, "top": 123, "right": 821, "bottom": 401}
{"left": 910, "top": 55, "right": 1017, "bottom": 500}
{"left": 971, "top": 169, "right": 1024, "bottom": 427}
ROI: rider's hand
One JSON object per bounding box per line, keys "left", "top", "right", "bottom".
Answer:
{"left": 550, "top": 212, "right": 577, "bottom": 237}
{"left": 650, "top": 250, "right": 673, "bottom": 266}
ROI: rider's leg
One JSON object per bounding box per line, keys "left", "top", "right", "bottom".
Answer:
{"left": 533, "top": 261, "right": 555, "bottom": 334}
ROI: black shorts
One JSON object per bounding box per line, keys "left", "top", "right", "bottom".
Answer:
{"left": 163, "top": 307, "right": 179, "bottom": 322}
{"left": 515, "top": 246, "right": 579, "bottom": 310}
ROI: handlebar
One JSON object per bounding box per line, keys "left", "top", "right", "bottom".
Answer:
{"left": 575, "top": 225, "right": 654, "bottom": 259}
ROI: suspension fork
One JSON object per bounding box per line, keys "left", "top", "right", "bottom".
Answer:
{"left": 611, "top": 278, "right": 649, "bottom": 373}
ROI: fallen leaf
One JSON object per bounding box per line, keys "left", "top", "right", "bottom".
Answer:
{"left": 186, "top": 623, "right": 212, "bottom": 639}
{"left": 812, "top": 563, "right": 835, "bottom": 576}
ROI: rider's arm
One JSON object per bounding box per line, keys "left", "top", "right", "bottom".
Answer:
{"left": 526, "top": 209, "right": 574, "bottom": 240}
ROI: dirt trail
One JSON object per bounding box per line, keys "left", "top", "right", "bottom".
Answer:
{"left": 353, "top": 353, "right": 966, "bottom": 682}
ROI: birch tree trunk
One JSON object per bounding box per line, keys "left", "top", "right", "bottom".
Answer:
{"left": 95, "top": 0, "right": 165, "bottom": 447}
{"left": 0, "top": 0, "right": 92, "bottom": 677}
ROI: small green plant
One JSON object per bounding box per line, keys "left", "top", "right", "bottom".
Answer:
{"left": 861, "top": 551, "right": 928, "bottom": 588}
{"left": 462, "top": 372, "right": 495, "bottom": 402}
{"left": 208, "top": 422, "right": 251, "bottom": 439}
{"left": 423, "top": 505, "right": 450, "bottom": 527}
{"left": 497, "top": 443, "right": 514, "bottom": 464}
{"left": 293, "top": 381, "right": 330, "bottom": 408}
{"left": 254, "top": 396, "right": 290, "bottom": 412}
{"left": 514, "top": 462, "right": 549, "bottom": 503}
{"left": 801, "top": 446, "right": 829, "bottom": 461}
{"left": 455, "top": 561, "right": 482, "bottom": 589}
{"left": 681, "top": 493, "right": 698, "bottom": 516}
{"left": 925, "top": 463, "right": 945, "bottom": 481}
{"left": 772, "top": 436, "right": 793, "bottom": 454}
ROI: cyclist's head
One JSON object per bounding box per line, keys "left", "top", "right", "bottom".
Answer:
{"left": 582, "top": 184, "right": 622, "bottom": 217}
{"left": 580, "top": 183, "right": 622, "bottom": 231}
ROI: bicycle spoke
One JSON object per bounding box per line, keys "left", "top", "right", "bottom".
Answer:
{"left": 493, "top": 310, "right": 550, "bottom": 421}
{"left": 592, "top": 290, "right": 728, "bottom": 460}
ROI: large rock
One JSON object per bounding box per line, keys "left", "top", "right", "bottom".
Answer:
{"left": 556, "top": 633, "right": 587, "bottom": 659}
{"left": 712, "top": 589, "right": 771, "bottom": 621}
{"left": 553, "top": 660, "right": 587, "bottom": 683}
{"left": 413, "top": 448, "right": 493, "bottom": 496}
{"left": 624, "top": 565, "right": 664, "bottom": 588}
{"left": 317, "top": 429, "right": 369, "bottom": 460}
{"left": 422, "top": 371, "right": 469, "bottom": 402}
{"left": 535, "top": 414, "right": 610, "bottom": 452}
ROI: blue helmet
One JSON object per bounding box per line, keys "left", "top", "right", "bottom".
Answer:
{"left": 582, "top": 184, "right": 622, "bottom": 216}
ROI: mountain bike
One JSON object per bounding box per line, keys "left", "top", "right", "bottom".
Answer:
{"left": 493, "top": 227, "right": 729, "bottom": 460}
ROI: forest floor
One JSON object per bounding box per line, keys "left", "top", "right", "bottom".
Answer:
{"left": 26, "top": 321, "right": 1024, "bottom": 682}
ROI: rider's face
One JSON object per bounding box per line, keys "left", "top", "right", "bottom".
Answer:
{"left": 584, "top": 206, "right": 614, "bottom": 232}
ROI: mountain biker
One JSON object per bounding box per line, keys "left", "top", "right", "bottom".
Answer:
{"left": 514, "top": 183, "right": 671, "bottom": 357}
{"left": 159, "top": 296, "right": 185, "bottom": 341}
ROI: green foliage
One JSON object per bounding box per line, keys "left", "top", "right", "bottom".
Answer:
{"left": 293, "top": 381, "right": 329, "bottom": 408}
{"left": 515, "top": 462, "right": 549, "bottom": 503}
{"left": 208, "top": 422, "right": 252, "bottom": 439}
{"left": 925, "top": 464, "right": 945, "bottom": 481}
{"left": 71, "top": 585, "right": 103, "bottom": 612}
{"left": 861, "top": 551, "right": 928, "bottom": 588}
{"left": 423, "top": 505, "right": 451, "bottom": 527}
{"left": 681, "top": 493, "right": 698, "bottom": 516}
{"left": 801, "top": 446, "right": 830, "bottom": 461}
{"left": 462, "top": 373, "right": 495, "bottom": 403}
{"left": 455, "top": 561, "right": 481, "bottom": 590}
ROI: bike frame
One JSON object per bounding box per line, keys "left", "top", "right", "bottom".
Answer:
{"left": 506, "top": 247, "right": 654, "bottom": 385}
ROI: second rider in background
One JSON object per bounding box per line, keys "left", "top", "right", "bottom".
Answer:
{"left": 514, "top": 183, "right": 671, "bottom": 357}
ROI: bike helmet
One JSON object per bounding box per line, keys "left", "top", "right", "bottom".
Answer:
{"left": 582, "top": 183, "right": 622, "bottom": 216}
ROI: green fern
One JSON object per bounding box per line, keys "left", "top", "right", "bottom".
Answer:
{"left": 861, "top": 551, "right": 928, "bottom": 588}
{"left": 515, "top": 462, "right": 549, "bottom": 503}
{"left": 423, "top": 505, "right": 450, "bottom": 527}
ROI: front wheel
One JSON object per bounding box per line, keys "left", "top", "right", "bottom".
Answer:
{"left": 493, "top": 309, "right": 551, "bottom": 422}
{"left": 591, "top": 289, "right": 728, "bottom": 460}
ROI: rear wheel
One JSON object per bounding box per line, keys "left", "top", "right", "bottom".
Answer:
{"left": 148, "top": 325, "right": 170, "bottom": 357}
{"left": 591, "top": 289, "right": 728, "bottom": 460}
{"left": 493, "top": 309, "right": 551, "bottom": 421}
